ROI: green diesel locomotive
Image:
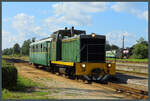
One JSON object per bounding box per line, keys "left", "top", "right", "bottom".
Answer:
{"left": 29, "top": 27, "right": 115, "bottom": 82}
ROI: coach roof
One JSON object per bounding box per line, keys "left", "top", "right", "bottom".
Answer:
{"left": 30, "top": 37, "right": 52, "bottom": 46}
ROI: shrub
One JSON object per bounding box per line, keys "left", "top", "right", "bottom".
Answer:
{"left": 2, "top": 62, "right": 17, "bottom": 89}
{"left": 132, "top": 43, "right": 148, "bottom": 59}
{"left": 2, "top": 60, "right": 13, "bottom": 67}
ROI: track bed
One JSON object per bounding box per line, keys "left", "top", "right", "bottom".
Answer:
{"left": 3, "top": 58, "right": 148, "bottom": 99}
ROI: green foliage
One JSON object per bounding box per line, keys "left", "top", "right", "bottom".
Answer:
{"left": 132, "top": 37, "right": 148, "bottom": 59}
{"left": 2, "top": 60, "right": 17, "bottom": 89}
{"left": 2, "top": 76, "right": 53, "bottom": 99}
{"left": 12, "top": 76, "right": 39, "bottom": 91}
{"left": 13, "top": 43, "right": 20, "bottom": 55}
{"left": 111, "top": 44, "right": 119, "bottom": 50}
{"left": 2, "top": 89, "right": 53, "bottom": 99}
{"left": 2, "top": 60, "right": 13, "bottom": 66}
{"left": 21, "top": 39, "right": 31, "bottom": 56}
{"left": 2, "top": 48, "right": 13, "bottom": 55}
{"left": 3, "top": 39, "right": 31, "bottom": 56}
{"left": 106, "top": 58, "right": 148, "bottom": 62}
{"left": 105, "top": 44, "right": 111, "bottom": 51}
{"left": 105, "top": 41, "right": 119, "bottom": 51}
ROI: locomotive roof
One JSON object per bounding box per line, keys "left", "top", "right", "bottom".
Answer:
{"left": 30, "top": 37, "right": 52, "bottom": 46}
{"left": 53, "top": 29, "right": 86, "bottom": 35}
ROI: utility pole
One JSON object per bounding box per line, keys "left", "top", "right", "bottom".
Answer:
{"left": 122, "top": 35, "right": 125, "bottom": 59}
{"left": 122, "top": 35, "right": 124, "bottom": 49}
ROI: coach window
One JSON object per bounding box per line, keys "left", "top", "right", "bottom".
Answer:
{"left": 34, "top": 45, "right": 36, "bottom": 52}
{"left": 37, "top": 45, "right": 39, "bottom": 52}
{"left": 41, "top": 44, "right": 42, "bottom": 52}
{"left": 43, "top": 47, "right": 45, "bottom": 52}
{"left": 39, "top": 44, "right": 40, "bottom": 52}
{"left": 35, "top": 45, "right": 36, "bottom": 52}
{"left": 30, "top": 46, "right": 31, "bottom": 52}
{"left": 32, "top": 46, "right": 34, "bottom": 52}
{"left": 36, "top": 45, "right": 38, "bottom": 52}
{"left": 34, "top": 45, "right": 35, "bottom": 52}
{"left": 32, "top": 46, "right": 33, "bottom": 52}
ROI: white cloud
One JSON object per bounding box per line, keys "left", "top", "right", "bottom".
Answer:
{"left": 111, "top": 2, "right": 148, "bottom": 21}
{"left": 2, "top": 13, "right": 45, "bottom": 49}
{"left": 2, "top": 30, "right": 20, "bottom": 49}
{"left": 12, "top": 13, "right": 41, "bottom": 38}
{"left": 142, "top": 10, "right": 148, "bottom": 21}
{"left": 44, "top": 2, "right": 108, "bottom": 30}
{"left": 106, "top": 31, "right": 137, "bottom": 48}
{"left": 3, "top": 18, "right": 9, "bottom": 22}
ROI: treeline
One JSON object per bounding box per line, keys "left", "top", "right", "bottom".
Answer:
{"left": 2, "top": 39, "right": 31, "bottom": 56}
{"left": 106, "top": 44, "right": 119, "bottom": 51}
{"left": 131, "top": 37, "right": 148, "bottom": 59}
{"left": 106, "top": 37, "right": 148, "bottom": 59}
{"left": 2, "top": 37, "right": 148, "bottom": 59}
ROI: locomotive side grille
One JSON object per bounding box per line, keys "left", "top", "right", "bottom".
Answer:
{"left": 80, "top": 36, "right": 105, "bottom": 62}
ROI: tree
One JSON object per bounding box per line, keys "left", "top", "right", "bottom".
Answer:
{"left": 13, "top": 43, "right": 20, "bottom": 55}
{"left": 106, "top": 43, "right": 111, "bottom": 51}
{"left": 136, "top": 37, "right": 148, "bottom": 46}
{"left": 111, "top": 44, "right": 119, "bottom": 50}
{"left": 132, "top": 37, "right": 148, "bottom": 59}
{"left": 2, "top": 48, "right": 13, "bottom": 55}
{"left": 21, "top": 39, "right": 31, "bottom": 55}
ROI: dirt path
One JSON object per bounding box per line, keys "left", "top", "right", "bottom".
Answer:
{"left": 14, "top": 62, "right": 131, "bottom": 99}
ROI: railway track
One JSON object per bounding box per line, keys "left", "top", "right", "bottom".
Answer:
{"left": 3, "top": 58, "right": 149, "bottom": 99}
{"left": 92, "top": 82, "right": 148, "bottom": 99}
{"left": 59, "top": 72, "right": 148, "bottom": 99}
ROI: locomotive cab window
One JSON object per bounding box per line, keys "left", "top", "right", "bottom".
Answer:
{"left": 58, "top": 34, "right": 62, "bottom": 40}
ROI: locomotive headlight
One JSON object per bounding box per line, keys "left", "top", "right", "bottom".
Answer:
{"left": 107, "top": 63, "right": 112, "bottom": 68}
{"left": 82, "top": 64, "right": 86, "bottom": 68}
{"left": 91, "top": 33, "right": 95, "bottom": 38}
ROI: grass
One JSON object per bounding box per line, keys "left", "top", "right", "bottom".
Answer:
{"left": 106, "top": 58, "right": 148, "bottom": 62}
{"left": 2, "top": 57, "right": 57, "bottom": 99}
{"left": 2, "top": 89, "right": 55, "bottom": 99}
{"left": 2, "top": 75, "right": 55, "bottom": 99}
{"left": 12, "top": 76, "right": 39, "bottom": 91}
{"left": 2, "top": 59, "right": 14, "bottom": 66}
{"left": 2, "top": 55, "right": 29, "bottom": 61}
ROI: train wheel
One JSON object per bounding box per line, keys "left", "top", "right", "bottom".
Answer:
{"left": 33, "top": 63, "right": 39, "bottom": 68}
{"left": 87, "top": 80, "right": 92, "bottom": 84}
{"left": 76, "top": 75, "right": 79, "bottom": 80}
{"left": 50, "top": 64, "right": 56, "bottom": 74}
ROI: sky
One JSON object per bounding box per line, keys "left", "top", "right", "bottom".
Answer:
{"left": 2, "top": 2, "right": 148, "bottom": 50}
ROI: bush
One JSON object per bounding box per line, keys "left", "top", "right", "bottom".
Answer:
{"left": 2, "top": 62, "right": 17, "bottom": 89}
{"left": 2, "top": 60, "right": 13, "bottom": 67}
{"left": 131, "top": 43, "right": 148, "bottom": 59}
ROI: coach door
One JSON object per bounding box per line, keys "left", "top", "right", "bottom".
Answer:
{"left": 47, "top": 42, "right": 51, "bottom": 66}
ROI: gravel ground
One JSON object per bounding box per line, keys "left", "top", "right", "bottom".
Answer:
{"left": 14, "top": 62, "right": 131, "bottom": 99}
{"left": 115, "top": 72, "right": 148, "bottom": 91}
